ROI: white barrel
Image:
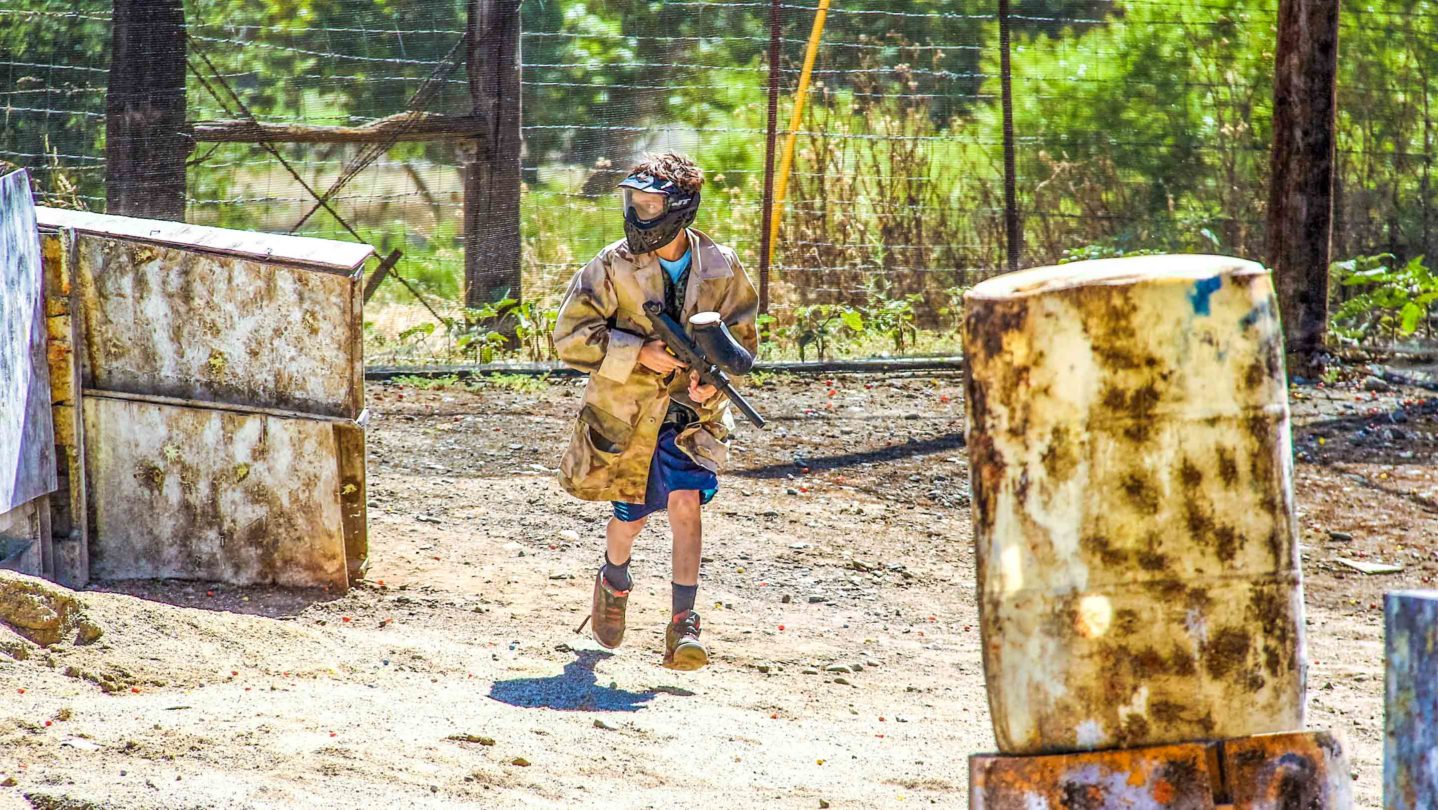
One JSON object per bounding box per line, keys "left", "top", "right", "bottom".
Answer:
{"left": 963, "top": 255, "right": 1305, "bottom": 755}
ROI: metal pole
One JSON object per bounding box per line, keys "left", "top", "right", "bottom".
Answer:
{"left": 998, "top": 0, "right": 1020, "bottom": 274}
{"left": 766, "top": 0, "right": 830, "bottom": 270}
{"left": 757, "top": 0, "right": 782, "bottom": 315}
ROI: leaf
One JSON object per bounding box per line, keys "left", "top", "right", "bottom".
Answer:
{"left": 840, "top": 310, "right": 864, "bottom": 332}
{"left": 399, "top": 322, "right": 436, "bottom": 341}
{"left": 1400, "top": 301, "right": 1425, "bottom": 335}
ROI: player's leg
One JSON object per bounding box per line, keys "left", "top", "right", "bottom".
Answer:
{"left": 589, "top": 511, "right": 647, "bottom": 649}
{"left": 664, "top": 489, "right": 708, "bottom": 670}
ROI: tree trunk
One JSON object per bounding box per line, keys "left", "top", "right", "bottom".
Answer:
{"left": 464, "top": 0, "right": 523, "bottom": 309}
{"left": 1266, "top": 0, "right": 1340, "bottom": 373}
{"left": 105, "top": 0, "right": 188, "bottom": 220}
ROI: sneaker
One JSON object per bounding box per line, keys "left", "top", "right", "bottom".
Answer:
{"left": 663, "top": 610, "right": 708, "bottom": 671}
{"left": 589, "top": 568, "right": 629, "bottom": 649}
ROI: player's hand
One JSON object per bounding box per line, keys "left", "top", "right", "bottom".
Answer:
{"left": 638, "top": 339, "right": 686, "bottom": 373}
{"left": 689, "top": 371, "right": 718, "bottom": 403}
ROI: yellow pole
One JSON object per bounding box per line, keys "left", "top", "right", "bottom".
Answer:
{"left": 767, "top": 0, "right": 830, "bottom": 269}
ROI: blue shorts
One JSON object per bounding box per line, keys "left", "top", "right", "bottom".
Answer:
{"left": 611, "top": 425, "right": 718, "bottom": 522}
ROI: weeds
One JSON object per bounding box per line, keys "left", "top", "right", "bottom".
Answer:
{"left": 1330, "top": 253, "right": 1438, "bottom": 344}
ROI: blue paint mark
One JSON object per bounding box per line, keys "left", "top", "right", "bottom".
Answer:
{"left": 1239, "top": 299, "right": 1274, "bottom": 332}
{"left": 1188, "top": 275, "right": 1222, "bottom": 316}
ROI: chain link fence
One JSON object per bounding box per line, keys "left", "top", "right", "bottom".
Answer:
{"left": 3, "top": 0, "right": 1435, "bottom": 358}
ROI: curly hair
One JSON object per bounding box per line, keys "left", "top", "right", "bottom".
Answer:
{"left": 628, "top": 152, "right": 704, "bottom": 193}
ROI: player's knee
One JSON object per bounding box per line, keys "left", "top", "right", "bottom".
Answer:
{"left": 668, "top": 490, "right": 701, "bottom": 512}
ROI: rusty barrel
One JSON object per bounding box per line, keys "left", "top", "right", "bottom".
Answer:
{"left": 962, "top": 254, "right": 1305, "bottom": 755}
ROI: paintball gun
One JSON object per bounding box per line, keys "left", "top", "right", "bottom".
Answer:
{"left": 642, "top": 301, "right": 766, "bottom": 430}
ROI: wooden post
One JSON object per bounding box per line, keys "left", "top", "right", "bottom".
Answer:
{"left": 1267, "top": 0, "right": 1340, "bottom": 373}
{"left": 464, "top": 0, "right": 523, "bottom": 309}
{"left": 105, "top": 0, "right": 188, "bottom": 220}
{"left": 1385, "top": 590, "right": 1438, "bottom": 810}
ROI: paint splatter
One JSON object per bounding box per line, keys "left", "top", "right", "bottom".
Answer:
{"left": 1188, "top": 276, "right": 1223, "bottom": 316}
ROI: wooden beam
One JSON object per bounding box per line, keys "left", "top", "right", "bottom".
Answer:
{"left": 1267, "top": 0, "right": 1340, "bottom": 373}
{"left": 464, "top": 0, "right": 524, "bottom": 309}
{"left": 106, "top": 0, "right": 188, "bottom": 220}
{"left": 190, "top": 113, "right": 489, "bottom": 144}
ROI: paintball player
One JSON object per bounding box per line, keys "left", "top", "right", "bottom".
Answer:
{"left": 552, "top": 152, "right": 759, "bottom": 671}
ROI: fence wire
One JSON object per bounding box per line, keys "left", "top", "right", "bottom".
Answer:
{"left": 0, "top": 0, "right": 1433, "bottom": 349}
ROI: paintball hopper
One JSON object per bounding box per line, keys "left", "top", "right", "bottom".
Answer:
{"left": 688, "top": 311, "right": 753, "bottom": 375}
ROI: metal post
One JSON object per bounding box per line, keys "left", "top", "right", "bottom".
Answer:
{"left": 998, "top": 0, "right": 1020, "bottom": 274}
{"left": 766, "top": 0, "right": 830, "bottom": 270}
{"left": 1385, "top": 590, "right": 1438, "bottom": 809}
{"left": 757, "top": 0, "right": 782, "bottom": 315}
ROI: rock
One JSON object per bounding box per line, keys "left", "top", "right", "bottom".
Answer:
{"left": 833, "top": 677, "right": 851, "bottom": 685}
{"left": 0, "top": 572, "right": 103, "bottom": 647}
{"left": 757, "top": 664, "right": 771, "bottom": 674}
{"left": 801, "top": 667, "right": 819, "bottom": 675}
{"left": 511, "top": 757, "right": 530, "bottom": 767}
{"left": 1363, "top": 375, "right": 1392, "bottom": 392}
{"left": 1328, "top": 531, "right": 1354, "bottom": 542}
{"left": 849, "top": 663, "right": 863, "bottom": 672}
{"left": 808, "top": 596, "right": 826, "bottom": 604}
{"left": 1, "top": 777, "right": 15, "bottom": 787}
{"left": 447, "top": 734, "right": 496, "bottom": 746}
{"left": 820, "top": 801, "right": 831, "bottom": 808}
{"left": 593, "top": 719, "right": 614, "bottom": 730}
{"left": 825, "top": 664, "right": 851, "bottom": 674}
{"left": 781, "top": 595, "right": 792, "bottom": 604}
{"left": 558, "top": 529, "right": 581, "bottom": 543}
{"left": 785, "top": 488, "right": 800, "bottom": 496}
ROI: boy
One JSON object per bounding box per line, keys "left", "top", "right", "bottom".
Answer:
{"left": 552, "top": 152, "right": 759, "bottom": 671}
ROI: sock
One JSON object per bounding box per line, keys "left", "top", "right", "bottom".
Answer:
{"left": 602, "top": 553, "right": 632, "bottom": 592}
{"left": 672, "top": 582, "right": 699, "bottom": 617}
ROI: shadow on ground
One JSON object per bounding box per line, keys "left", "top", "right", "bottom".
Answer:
{"left": 488, "top": 649, "right": 673, "bottom": 711}
{"left": 731, "top": 431, "right": 967, "bottom": 479}
{"left": 86, "top": 578, "right": 343, "bottom": 619}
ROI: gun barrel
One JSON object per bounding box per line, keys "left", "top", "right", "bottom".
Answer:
{"left": 643, "top": 302, "right": 766, "bottom": 429}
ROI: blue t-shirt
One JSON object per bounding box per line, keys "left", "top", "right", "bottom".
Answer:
{"left": 658, "top": 249, "right": 692, "bottom": 285}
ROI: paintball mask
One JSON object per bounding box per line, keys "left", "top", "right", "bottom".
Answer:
{"left": 617, "top": 172, "right": 701, "bottom": 255}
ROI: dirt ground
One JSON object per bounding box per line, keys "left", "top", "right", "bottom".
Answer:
{"left": 1, "top": 366, "right": 1435, "bottom": 809}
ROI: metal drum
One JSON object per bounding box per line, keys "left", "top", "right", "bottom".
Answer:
{"left": 963, "top": 255, "right": 1305, "bottom": 755}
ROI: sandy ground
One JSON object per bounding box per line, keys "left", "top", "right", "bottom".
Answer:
{"left": 0, "top": 367, "right": 1434, "bottom": 809}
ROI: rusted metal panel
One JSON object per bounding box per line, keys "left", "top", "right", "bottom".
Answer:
{"left": 0, "top": 498, "right": 44, "bottom": 576}
{"left": 1221, "top": 731, "right": 1351, "bottom": 808}
{"left": 40, "top": 228, "right": 89, "bottom": 588}
{"left": 83, "top": 392, "right": 350, "bottom": 589}
{"left": 1384, "top": 591, "right": 1438, "bottom": 810}
{"left": 963, "top": 255, "right": 1304, "bottom": 754}
{"left": 970, "top": 742, "right": 1221, "bottom": 809}
{"left": 72, "top": 234, "right": 363, "bottom": 418}
{"left": 335, "top": 420, "right": 368, "bottom": 581}
{"left": 34, "top": 206, "right": 375, "bottom": 273}
{"left": 0, "top": 170, "right": 58, "bottom": 514}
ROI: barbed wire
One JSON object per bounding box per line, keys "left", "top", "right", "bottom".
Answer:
{"left": 5, "top": 0, "right": 1434, "bottom": 338}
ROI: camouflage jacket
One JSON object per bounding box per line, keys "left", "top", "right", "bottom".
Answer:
{"left": 552, "top": 228, "right": 760, "bottom": 503}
